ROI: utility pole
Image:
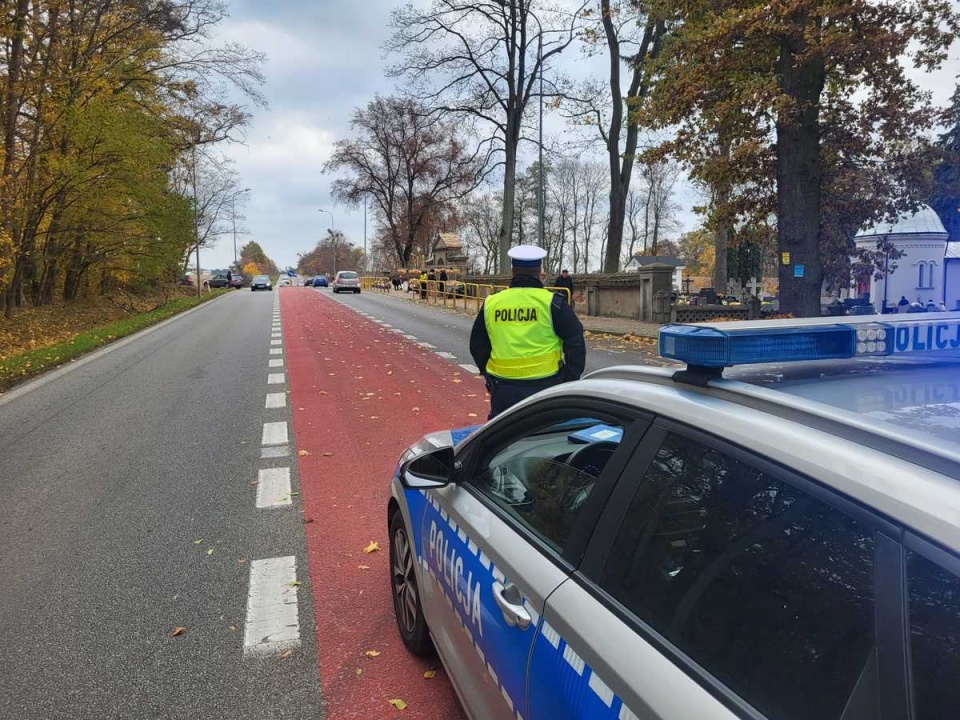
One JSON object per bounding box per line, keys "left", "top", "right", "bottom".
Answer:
{"left": 318, "top": 208, "right": 336, "bottom": 273}
{"left": 192, "top": 138, "right": 201, "bottom": 298}
{"left": 363, "top": 199, "right": 367, "bottom": 272}
{"left": 538, "top": 23, "right": 545, "bottom": 250}
{"left": 231, "top": 188, "right": 251, "bottom": 270}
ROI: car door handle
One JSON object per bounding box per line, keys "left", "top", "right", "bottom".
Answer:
{"left": 492, "top": 581, "right": 532, "bottom": 630}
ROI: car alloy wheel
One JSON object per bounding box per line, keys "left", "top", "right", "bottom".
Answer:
{"left": 389, "top": 511, "right": 433, "bottom": 655}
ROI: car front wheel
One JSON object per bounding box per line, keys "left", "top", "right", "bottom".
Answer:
{"left": 389, "top": 510, "right": 433, "bottom": 655}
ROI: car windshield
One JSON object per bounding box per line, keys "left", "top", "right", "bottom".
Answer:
{"left": 253, "top": 275, "right": 268, "bottom": 282}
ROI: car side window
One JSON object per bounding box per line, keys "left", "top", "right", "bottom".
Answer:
{"left": 600, "top": 431, "right": 876, "bottom": 720}
{"left": 906, "top": 549, "right": 960, "bottom": 720}
{"left": 470, "top": 415, "right": 625, "bottom": 553}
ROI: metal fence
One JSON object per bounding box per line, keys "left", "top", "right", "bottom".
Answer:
{"left": 360, "top": 277, "right": 571, "bottom": 311}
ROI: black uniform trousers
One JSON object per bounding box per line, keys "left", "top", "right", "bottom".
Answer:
{"left": 485, "top": 372, "right": 565, "bottom": 420}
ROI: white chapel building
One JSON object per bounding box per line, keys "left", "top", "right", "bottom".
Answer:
{"left": 853, "top": 204, "right": 960, "bottom": 311}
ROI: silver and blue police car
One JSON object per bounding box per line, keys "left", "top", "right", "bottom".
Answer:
{"left": 387, "top": 313, "right": 960, "bottom": 720}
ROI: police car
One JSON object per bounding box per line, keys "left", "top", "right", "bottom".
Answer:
{"left": 387, "top": 313, "right": 960, "bottom": 720}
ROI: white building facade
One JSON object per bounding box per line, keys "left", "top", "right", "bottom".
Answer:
{"left": 853, "top": 205, "right": 960, "bottom": 311}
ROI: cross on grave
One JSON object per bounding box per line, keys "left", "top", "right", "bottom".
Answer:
{"left": 746, "top": 276, "right": 761, "bottom": 297}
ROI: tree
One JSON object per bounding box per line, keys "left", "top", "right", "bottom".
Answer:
{"left": 297, "top": 230, "right": 364, "bottom": 276}
{"left": 325, "top": 96, "right": 481, "bottom": 268}
{"left": 678, "top": 228, "right": 715, "bottom": 281}
{"left": 647, "top": 0, "right": 957, "bottom": 316}
{"left": 460, "top": 192, "right": 503, "bottom": 274}
{"left": 0, "top": 0, "right": 264, "bottom": 316}
{"left": 930, "top": 82, "right": 960, "bottom": 240}
{"left": 569, "top": 0, "right": 670, "bottom": 272}
{"left": 387, "top": 0, "right": 586, "bottom": 271}
{"left": 239, "top": 241, "right": 279, "bottom": 279}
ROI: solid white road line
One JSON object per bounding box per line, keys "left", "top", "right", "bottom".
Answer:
{"left": 268, "top": 358, "right": 284, "bottom": 368}
{"left": 459, "top": 364, "right": 481, "bottom": 374}
{"left": 265, "top": 392, "right": 286, "bottom": 409}
{"left": 261, "top": 446, "right": 290, "bottom": 459}
{"left": 269, "top": 348, "right": 283, "bottom": 355}
{"left": 255, "top": 467, "right": 292, "bottom": 508}
{"left": 271, "top": 339, "right": 282, "bottom": 346}
{"left": 244, "top": 556, "right": 300, "bottom": 656}
{"left": 261, "top": 421, "right": 289, "bottom": 446}
{"left": 436, "top": 351, "right": 456, "bottom": 359}
{"left": 267, "top": 372, "right": 285, "bottom": 384}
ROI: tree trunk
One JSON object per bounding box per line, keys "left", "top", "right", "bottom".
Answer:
{"left": 776, "top": 32, "right": 825, "bottom": 318}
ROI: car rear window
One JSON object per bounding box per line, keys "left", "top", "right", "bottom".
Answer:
{"left": 339, "top": 272, "right": 358, "bottom": 279}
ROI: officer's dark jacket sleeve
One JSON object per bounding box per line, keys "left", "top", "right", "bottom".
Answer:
{"left": 470, "top": 303, "right": 492, "bottom": 373}
{"left": 551, "top": 295, "right": 585, "bottom": 380}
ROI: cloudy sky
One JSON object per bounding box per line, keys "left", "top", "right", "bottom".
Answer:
{"left": 204, "top": 0, "right": 960, "bottom": 272}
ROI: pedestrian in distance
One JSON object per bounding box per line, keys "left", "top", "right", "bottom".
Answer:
{"left": 438, "top": 268, "right": 448, "bottom": 296}
{"left": 470, "top": 245, "right": 586, "bottom": 420}
{"left": 553, "top": 268, "right": 575, "bottom": 311}
{"left": 419, "top": 271, "right": 428, "bottom": 300}
{"left": 898, "top": 295, "right": 910, "bottom": 313}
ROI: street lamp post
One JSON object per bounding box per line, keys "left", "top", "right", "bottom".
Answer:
{"left": 318, "top": 208, "right": 336, "bottom": 273}
{"left": 231, "top": 188, "right": 251, "bottom": 270}
{"left": 528, "top": 10, "right": 545, "bottom": 250}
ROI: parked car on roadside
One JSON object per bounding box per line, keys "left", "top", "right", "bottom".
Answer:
{"left": 250, "top": 274, "right": 272, "bottom": 291}
{"left": 229, "top": 273, "right": 243, "bottom": 288}
{"left": 332, "top": 270, "right": 360, "bottom": 294}
{"left": 207, "top": 274, "right": 233, "bottom": 289}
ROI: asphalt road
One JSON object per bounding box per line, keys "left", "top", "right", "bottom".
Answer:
{"left": 0, "top": 290, "right": 323, "bottom": 720}
{"left": 320, "top": 288, "right": 667, "bottom": 374}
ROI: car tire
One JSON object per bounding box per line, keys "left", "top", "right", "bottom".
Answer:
{"left": 356, "top": 289, "right": 361, "bottom": 294}
{"left": 389, "top": 509, "right": 433, "bottom": 656}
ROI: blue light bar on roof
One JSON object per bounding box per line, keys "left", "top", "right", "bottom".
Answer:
{"left": 659, "top": 313, "right": 960, "bottom": 368}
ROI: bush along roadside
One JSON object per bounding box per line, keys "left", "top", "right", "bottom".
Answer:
{"left": 0, "top": 290, "right": 229, "bottom": 393}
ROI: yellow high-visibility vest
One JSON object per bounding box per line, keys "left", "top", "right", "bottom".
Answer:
{"left": 484, "top": 287, "right": 563, "bottom": 379}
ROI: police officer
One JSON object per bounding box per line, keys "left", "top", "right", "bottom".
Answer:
{"left": 470, "top": 245, "right": 586, "bottom": 419}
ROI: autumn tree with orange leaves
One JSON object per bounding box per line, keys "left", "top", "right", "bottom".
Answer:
{"left": 645, "top": 0, "right": 958, "bottom": 315}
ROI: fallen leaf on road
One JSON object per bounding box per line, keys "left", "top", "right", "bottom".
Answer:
{"left": 298, "top": 450, "right": 310, "bottom": 456}
{"left": 194, "top": 539, "right": 203, "bottom": 544}
{"left": 363, "top": 541, "right": 380, "bottom": 554}
{"left": 286, "top": 580, "right": 302, "bottom": 587}
{"left": 280, "top": 649, "right": 294, "bottom": 659}
{"left": 319, "top": 391, "right": 327, "bottom": 395}
{"left": 423, "top": 670, "right": 437, "bottom": 679}
{"left": 388, "top": 699, "right": 408, "bottom": 710}
{"left": 370, "top": 416, "right": 379, "bottom": 419}
{"left": 467, "top": 413, "right": 478, "bottom": 418}
{"left": 322, "top": 452, "right": 334, "bottom": 457}
{"left": 169, "top": 626, "right": 187, "bottom": 638}
{"left": 357, "top": 564, "right": 370, "bottom": 570}
{"left": 304, "top": 518, "right": 314, "bottom": 524}
{"left": 206, "top": 549, "right": 214, "bottom": 556}
{"left": 411, "top": 407, "right": 420, "bottom": 412}
{"left": 229, "top": 626, "right": 237, "bottom": 632}
{"left": 237, "top": 557, "right": 246, "bottom": 564}
{"left": 356, "top": 668, "right": 363, "bottom": 676}
{"left": 364, "top": 650, "right": 381, "bottom": 657}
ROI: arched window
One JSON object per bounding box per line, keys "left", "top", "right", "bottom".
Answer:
{"left": 918, "top": 262, "right": 927, "bottom": 289}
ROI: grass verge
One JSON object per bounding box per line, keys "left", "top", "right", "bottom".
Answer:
{"left": 0, "top": 290, "right": 228, "bottom": 393}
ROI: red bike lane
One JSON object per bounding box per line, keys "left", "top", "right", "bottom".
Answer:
{"left": 281, "top": 288, "right": 488, "bottom": 719}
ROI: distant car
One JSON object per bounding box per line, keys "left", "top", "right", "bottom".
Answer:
{"left": 251, "top": 274, "right": 272, "bottom": 291}
{"left": 207, "top": 273, "right": 232, "bottom": 289}
{"left": 229, "top": 273, "right": 243, "bottom": 289}
{"left": 312, "top": 275, "right": 328, "bottom": 288}
{"left": 332, "top": 270, "right": 360, "bottom": 294}
{"left": 278, "top": 277, "right": 292, "bottom": 287}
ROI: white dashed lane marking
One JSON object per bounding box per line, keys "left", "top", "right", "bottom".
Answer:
{"left": 261, "top": 421, "right": 288, "bottom": 446}
{"left": 418, "top": 342, "right": 437, "bottom": 349}
{"left": 255, "top": 467, "right": 292, "bottom": 508}
{"left": 243, "top": 556, "right": 300, "bottom": 656}
{"left": 265, "top": 392, "right": 286, "bottom": 409}
{"left": 268, "top": 358, "right": 284, "bottom": 368}
{"left": 269, "top": 348, "right": 283, "bottom": 355}
{"left": 459, "top": 363, "right": 480, "bottom": 374}
{"left": 267, "top": 372, "right": 285, "bottom": 384}
{"left": 271, "top": 339, "right": 282, "bottom": 346}
{"left": 436, "top": 351, "right": 456, "bottom": 359}
{"left": 403, "top": 334, "right": 418, "bottom": 340}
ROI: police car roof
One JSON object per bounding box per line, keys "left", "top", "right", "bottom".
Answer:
{"left": 587, "top": 314, "right": 960, "bottom": 477}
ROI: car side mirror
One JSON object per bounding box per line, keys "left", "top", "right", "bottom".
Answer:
{"left": 401, "top": 446, "right": 456, "bottom": 489}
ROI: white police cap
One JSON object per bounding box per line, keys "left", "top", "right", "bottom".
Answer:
{"left": 508, "top": 245, "right": 547, "bottom": 268}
